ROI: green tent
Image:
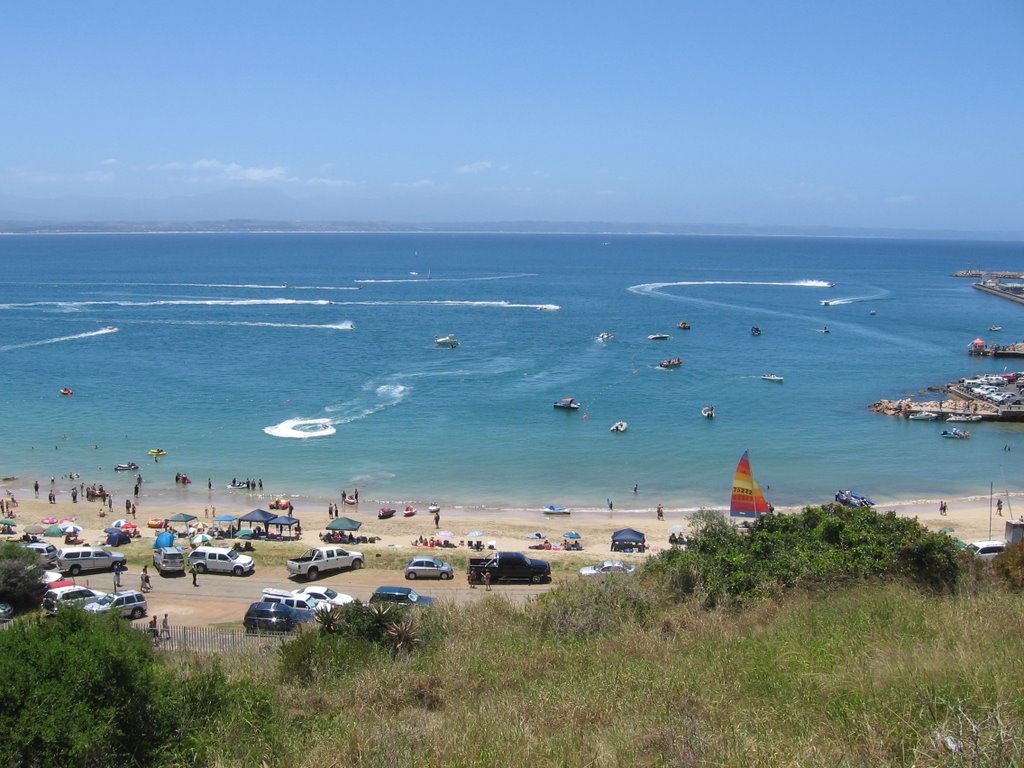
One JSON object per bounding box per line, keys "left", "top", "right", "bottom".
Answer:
{"left": 326, "top": 517, "right": 362, "bottom": 531}
{"left": 165, "top": 512, "right": 197, "bottom": 523}
{"left": 44, "top": 525, "right": 64, "bottom": 537}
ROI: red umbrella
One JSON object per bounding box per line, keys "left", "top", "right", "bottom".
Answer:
{"left": 121, "top": 522, "right": 138, "bottom": 529}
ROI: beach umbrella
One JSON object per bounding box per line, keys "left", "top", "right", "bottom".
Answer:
{"left": 41, "top": 517, "right": 57, "bottom": 525}
{"left": 59, "top": 517, "right": 76, "bottom": 523}
{"left": 104, "top": 527, "right": 121, "bottom": 535}
{"left": 43, "top": 525, "right": 63, "bottom": 537}
{"left": 466, "top": 530, "right": 485, "bottom": 538}
{"left": 235, "top": 528, "right": 254, "bottom": 538}
{"left": 563, "top": 531, "right": 582, "bottom": 539}
{"left": 437, "top": 530, "right": 454, "bottom": 538}
{"left": 59, "top": 522, "right": 82, "bottom": 534}
{"left": 25, "top": 524, "right": 45, "bottom": 535}
{"left": 213, "top": 514, "right": 236, "bottom": 522}
{"left": 121, "top": 522, "right": 137, "bottom": 530}
{"left": 325, "top": 517, "right": 361, "bottom": 531}
{"left": 192, "top": 533, "right": 212, "bottom": 546}
{"left": 668, "top": 524, "right": 686, "bottom": 534}
{"left": 526, "top": 532, "right": 545, "bottom": 540}
{"left": 112, "top": 518, "right": 129, "bottom": 528}
{"left": 0, "top": 518, "right": 16, "bottom": 527}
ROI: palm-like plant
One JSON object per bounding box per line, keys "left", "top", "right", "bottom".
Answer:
{"left": 385, "top": 615, "right": 421, "bottom": 655}
{"left": 315, "top": 605, "right": 343, "bottom": 635}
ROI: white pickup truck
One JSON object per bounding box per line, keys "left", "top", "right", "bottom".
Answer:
{"left": 286, "top": 546, "right": 364, "bottom": 580}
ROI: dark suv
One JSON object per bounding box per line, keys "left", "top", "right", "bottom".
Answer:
{"left": 243, "top": 602, "right": 299, "bottom": 633}
{"left": 368, "top": 586, "right": 435, "bottom": 608}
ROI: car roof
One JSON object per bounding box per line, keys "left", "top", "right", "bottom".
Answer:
{"left": 969, "top": 540, "right": 1005, "bottom": 548}
{"left": 374, "top": 586, "right": 413, "bottom": 596}
{"left": 247, "top": 601, "right": 293, "bottom": 612}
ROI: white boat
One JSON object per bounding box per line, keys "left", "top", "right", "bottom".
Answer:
{"left": 941, "top": 428, "right": 970, "bottom": 439}
{"left": 989, "top": 325, "right": 1003, "bottom": 332}
{"left": 610, "top": 421, "right": 628, "bottom": 433}
{"left": 701, "top": 405, "right": 715, "bottom": 419}
{"left": 907, "top": 411, "right": 938, "bottom": 421}
{"left": 761, "top": 373, "right": 784, "bottom": 382}
{"left": 648, "top": 333, "right": 670, "bottom": 340}
{"left": 435, "top": 334, "right": 458, "bottom": 348}
{"left": 542, "top": 505, "right": 571, "bottom": 516}
{"left": 869, "top": 309, "right": 877, "bottom": 315}
{"left": 818, "top": 326, "right": 831, "bottom": 334}
{"left": 946, "top": 414, "right": 982, "bottom": 423}
{"left": 596, "top": 332, "right": 614, "bottom": 341}
{"left": 553, "top": 397, "right": 581, "bottom": 410}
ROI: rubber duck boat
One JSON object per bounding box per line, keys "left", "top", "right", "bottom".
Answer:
{"left": 610, "top": 421, "right": 628, "bottom": 433}
{"left": 59, "top": 388, "right": 73, "bottom": 396}
{"left": 147, "top": 449, "right": 167, "bottom": 457}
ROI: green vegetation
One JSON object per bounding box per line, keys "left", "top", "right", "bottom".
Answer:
{"left": 0, "top": 541, "right": 45, "bottom": 610}
{"left": 7, "top": 507, "right": 1023, "bottom": 767}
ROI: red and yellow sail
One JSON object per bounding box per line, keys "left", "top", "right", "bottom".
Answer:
{"left": 729, "top": 450, "right": 770, "bottom": 518}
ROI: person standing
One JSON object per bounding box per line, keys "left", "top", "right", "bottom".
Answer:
{"left": 190, "top": 563, "right": 199, "bottom": 587}
{"left": 113, "top": 562, "right": 123, "bottom": 589}
{"left": 354, "top": 488, "right": 359, "bottom": 503}
{"left": 160, "top": 613, "right": 170, "bottom": 639}
{"left": 656, "top": 503, "right": 664, "bottom": 521}
{"left": 939, "top": 500, "right": 947, "bottom": 516}
{"left": 433, "top": 509, "right": 440, "bottom": 529}
{"left": 482, "top": 570, "right": 492, "bottom": 591}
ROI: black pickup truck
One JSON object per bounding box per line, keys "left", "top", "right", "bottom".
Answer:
{"left": 467, "top": 552, "right": 551, "bottom": 584}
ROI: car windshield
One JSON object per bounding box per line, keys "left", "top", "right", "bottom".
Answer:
{"left": 320, "top": 588, "right": 338, "bottom": 599}
{"left": 406, "top": 591, "right": 419, "bottom": 602}
{"left": 225, "top": 550, "right": 239, "bottom": 560}
{"left": 93, "top": 595, "right": 115, "bottom": 606}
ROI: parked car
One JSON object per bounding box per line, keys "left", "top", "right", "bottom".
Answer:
{"left": 188, "top": 546, "right": 254, "bottom": 576}
{"left": 966, "top": 540, "right": 1006, "bottom": 560}
{"left": 152, "top": 546, "right": 185, "bottom": 575}
{"left": 56, "top": 546, "right": 126, "bottom": 576}
{"left": 0, "top": 602, "right": 13, "bottom": 621}
{"left": 21, "top": 541, "right": 58, "bottom": 567}
{"left": 261, "top": 588, "right": 332, "bottom": 614}
{"left": 83, "top": 590, "right": 148, "bottom": 619}
{"left": 290, "top": 585, "right": 355, "bottom": 607}
{"left": 579, "top": 560, "right": 637, "bottom": 577}
{"left": 369, "top": 586, "right": 434, "bottom": 608}
{"left": 404, "top": 556, "right": 454, "bottom": 580}
{"left": 42, "top": 585, "right": 106, "bottom": 615}
{"left": 243, "top": 602, "right": 299, "bottom": 633}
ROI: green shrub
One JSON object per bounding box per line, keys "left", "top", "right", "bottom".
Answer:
{"left": 279, "top": 629, "right": 380, "bottom": 683}
{"left": 992, "top": 540, "right": 1024, "bottom": 590}
{"left": 0, "top": 541, "right": 45, "bottom": 611}
{"left": 529, "top": 574, "right": 655, "bottom": 637}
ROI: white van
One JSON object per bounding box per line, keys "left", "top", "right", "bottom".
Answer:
{"left": 187, "top": 546, "right": 255, "bottom": 576}
{"left": 57, "top": 546, "right": 127, "bottom": 576}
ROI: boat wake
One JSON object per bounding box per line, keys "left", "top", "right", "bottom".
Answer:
{"left": 263, "top": 418, "right": 336, "bottom": 439}
{"left": 0, "top": 298, "right": 334, "bottom": 309}
{"left": 628, "top": 279, "right": 833, "bottom": 294}
{"left": 0, "top": 326, "right": 118, "bottom": 352}
{"left": 820, "top": 292, "right": 887, "bottom": 306}
{"left": 128, "top": 319, "right": 355, "bottom": 331}
{"left": 354, "top": 273, "right": 535, "bottom": 284}
{"left": 323, "top": 382, "right": 411, "bottom": 425}
{"left": 111, "top": 282, "right": 363, "bottom": 291}
{"left": 328, "top": 299, "right": 559, "bottom": 311}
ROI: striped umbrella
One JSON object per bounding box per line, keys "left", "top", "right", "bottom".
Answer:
{"left": 112, "top": 519, "right": 129, "bottom": 528}
{"left": 59, "top": 522, "right": 82, "bottom": 534}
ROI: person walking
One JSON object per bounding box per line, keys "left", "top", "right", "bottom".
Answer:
{"left": 468, "top": 567, "right": 477, "bottom": 588}
{"left": 140, "top": 565, "right": 152, "bottom": 592}
{"left": 190, "top": 563, "right": 199, "bottom": 587}
{"left": 939, "top": 500, "right": 947, "bottom": 516}
{"left": 997, "top": 498, "right": 1004, "bottom": 517}
{"left": 160, "top": 613, "right": 171, "bottom": 639}
{"left": 656, "top": 503, "right": 664, "bottom": 521}
{"left": 433, "top": 509, "right": 440, "bottom": 529}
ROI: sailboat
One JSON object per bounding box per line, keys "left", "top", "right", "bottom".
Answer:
{"left": 729, "top": 450, "right": 772, "bottom": 519}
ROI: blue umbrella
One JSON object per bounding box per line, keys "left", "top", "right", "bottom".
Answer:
{"left": 563, "top": 531, "right": 581, "bottom": 539}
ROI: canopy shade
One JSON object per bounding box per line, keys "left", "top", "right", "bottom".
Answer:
{"left": 239, "top": 509, "right": 277, "bottom": 524}
{"left": 165, "top": 512, "right": 197, "bottom": 523}
{"left": 268, "top": 516, "right": 300, "bottom": 527}
{"left": 610, "top": 528, "right": 646, "bottom": 544}
{"left": 326, "top": 517, "right": 361, "bottom": 531}
{"left": 213, "top": 514, "right": 236, "bottom": 522}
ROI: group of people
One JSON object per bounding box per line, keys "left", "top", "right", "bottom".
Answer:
{"left": 412, "top": 535, "right": 456, "bottom": 549}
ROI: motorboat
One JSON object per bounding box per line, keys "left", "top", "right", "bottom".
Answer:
{"left": 227, "top": 481, "right": 249, "bottom": 489}
{"left": 761, "top": 373, "right": 784, "bottom": 382}
{"left": 553, "top": 397, "right": 581, "bottom": 410}
{"left": 403, "top": 505, "right": 417, "bottom": 517}
{"left": 658, "top": 358, "right": 683, "bottom": 369}
{"left": 147, "top": 448, "right": 167, "bottom": 457}
{"left": 610, "top": 421, "right": 628, "bottom": 433}
{"left": 378, "top": 508, "right": 397, "bottom": 520}
{"left": 114, "top": 462, "right": 139, "bottom": 472}
{"left": 435, "top": 334, "right": 458, "bottom": 348}
{"left": 907, "top": 411, "right": 938, "bottom": 421}
{"left": 818, "top": 326, "right": 831, "bottom": 334}
{"left": 751, "top": 326, "right": 762, "bottom": 336}
{"left": 59, "top": 388, "right": 73, "bottom": 396}
{"left": 946, "top": 414, "right": 982, "bottom": 423}
{"left": 701, "top": 405, "right": 715, "bottom": 419}
{"left": 175, "top": 473, "right": 192, "bottom": 485}
{"left": 648, "top": 333, "right": 670, "bottom": 340}
{"left": 826, "top": 282, "right": 835, "bottom": 288}
{"left": 427, "top": 503, "right": 440, "bottom": 514}
{"left": 989, "top": 325, "right": 1003, "bottom": 332}
{"left": 941, "top": 428, "right": 970, "bottom": 439}
{"left": 869, "top": 309, "right": 877, "bottom": 316}
{"left": 835, "top": 489, "right": 875, "bottom": 507}
{"left": 677, "top": 321, "right": 691, "bottom": 330}
{"left": 343, "top": 495, "right": 357, "bottom": 505}
{"left": 542, "top": 505, "right": 571, "bottom": 516}
{"left": 821, "top": 300, "right": 832, "bottom": 306}
{"left": 596, "top": 332, "right": 614, "bottom": 341}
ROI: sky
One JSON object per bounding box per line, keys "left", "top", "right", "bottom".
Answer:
{"left": 1, "top": 1, "right": 1022, "bottom": 231}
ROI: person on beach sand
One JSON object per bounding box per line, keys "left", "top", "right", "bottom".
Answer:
{"left": 940, "top": 500, "right": 948, "bottom": 516}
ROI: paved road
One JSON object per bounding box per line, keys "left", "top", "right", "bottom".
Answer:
{"left": 107, "top": 565, "right": 555, "bottom": 626}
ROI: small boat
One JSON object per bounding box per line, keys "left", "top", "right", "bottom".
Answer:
{"left": 427, "top": 503, "right": 440, "bottom": 514}
{"left": 658, "top": 358, "right": 683, "bottom": 369}
{"left": 227, "top": 481, "right": 249, "bottom": 489}
{"left": 761, "top": 373, "right": 784, "bottom": 382}
{"left": 835, "top": 489, "right": 875, "bottom": 507}
{"left": 403, "top": 505, "right": 417, "bottom": 517}
{"left": 378, "top": 508, "right": 397, "bottom": 520}
{"left": 989, "top": 325, "right": 1003, "bottom": 332}
{"left": 596, "top": 332, "right": 614, "bottom": 341}
{"left": 677, "top": 321, "right": 691, "bottom": 330}
{"left": 435, "top": 334, "right": 459, "bottom": 348}
{"left": 751, "top": 326, "right": 762, "bottom": 336}
{"left": 818, "top": 326, "right": 831, "bottom": 334}
{"left": 147, "top": 519, "right": 164, "bottom": 529}
{"left": 114, "top": 462, "right": 139, "bottom": 472}
{"left": 941, "top": 428, "right": 970, "bottom": 439}
{"left": 542, "top": 505, "right": 571, "bottom": 516}
{"left": 825, "top": 282, "right": 835, "bottom": 288}
{"left": 869, "top": 309, "right": 877, "bottom": 316}
{"left": 648, "top": 333, "right": 670, "bottom": 341}
{"left": 553, "top": 397, "right": 581, "bottom": 410}
{"left": 821, "top": 300, "right": 832, "bottom": 306}
{"left": 610, "top": 421, "right": 628, "bottom": 433}
{"left": 147, "top": 448, "right": 167, "bottom": 457}
{"left": 907, "top": 411, "right": 938, "bottom": 421}
{"left": 59, "top": 388, "right": 73, "bottom": 396}
{"left": 344, "top": 495, "right": 357, "bottom": 505}
{"left": 701, "top": 405, "right": 715, "bottom": 419}
{"left": 946, "top": 414, "right": 982, "bottom": 423}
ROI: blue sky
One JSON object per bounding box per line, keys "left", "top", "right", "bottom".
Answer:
{"left": 2, "top": 1, "right": 1022, "bottom": 230}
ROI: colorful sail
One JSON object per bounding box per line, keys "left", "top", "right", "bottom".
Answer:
{"left": 729, "top": 450, "right": 770, "bottom": 518}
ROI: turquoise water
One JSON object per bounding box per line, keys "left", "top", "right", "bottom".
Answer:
{"left": 0, "top": 233, "right": 1021, "bottom": 510}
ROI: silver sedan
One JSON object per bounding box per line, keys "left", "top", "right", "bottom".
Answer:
{"left": 404, "top": 556, "right": 454, "bottom": 580}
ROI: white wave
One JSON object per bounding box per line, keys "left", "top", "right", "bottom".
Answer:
{"left": 354, "top": 273, "right": 535, "bottom": 284}
{"left": 263, "top": 418, "right": 336, "bottom": 439}
{"left": 0, "top": 298, "right": 333, "bottom": 309}
{"left": 0, "top": 326, "right": 118, "bottom": 352}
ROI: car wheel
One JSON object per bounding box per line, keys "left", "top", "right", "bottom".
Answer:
{"left": 440, "top": 572, "right": 452, "bottom": 580}
{"left": 69, "top": 565, "right": 81, "bottom": 576}
{"left": 196, "top": 563, "right": 207, "bottom": 574}
{"left": 130, "top": 607, "right": 144, "bottom": 620}
{"left": 351, "top": 559, "right": 363, "bottom": 570}
{"left": 406, "top": 571, "right": 416, "bottom": 580}
{"left": 306, "top": 567, "right": 319, "bottom": 581}
{"left": 232, "top": 566, "right": 243, "bottom": 576}
{"left": 530, "top": 573, "right": 544, "bottom": 584}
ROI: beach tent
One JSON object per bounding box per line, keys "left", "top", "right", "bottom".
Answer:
{"left": 268, "top": 515, "right": 300, "bottom": 536}
{"left": 43, "top": 525, "right": 64, "bottom": 537}
{"left": 165, "top": 512, "right": 197, "bottom": 524}
{"left": 153, "top": 531, "right": 174, "bottom": 549}
{"left": 239, "top": 509, "right": 277, "bottom": 526}
{"left": 105, "top": 530, "right": 131, "bottom": 547}
{"left": 610, "top": 528, "right": 646, "bottom": 552}
{"left": 213, "top": 514, "right": 237, "bottom": 523}
{"left": 326, "top": 517, "right": 361, "bottom": 531}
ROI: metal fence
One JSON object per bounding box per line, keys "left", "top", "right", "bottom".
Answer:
{"left": 139, "top": 623, "right": 295, "bottom": 653}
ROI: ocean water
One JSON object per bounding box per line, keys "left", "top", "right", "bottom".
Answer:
{"left": 0, "top": 232, "right": 1021, "bottom": 511}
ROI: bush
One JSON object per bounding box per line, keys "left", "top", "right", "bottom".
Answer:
{"left": 0, "top": 541, "right": 45, "bottom": 611}
{"left": 529, "top": 575, "right": 655, "bottom": 637}
{"left": 992, "top": 541, "right": 1024, "bottom": 590}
